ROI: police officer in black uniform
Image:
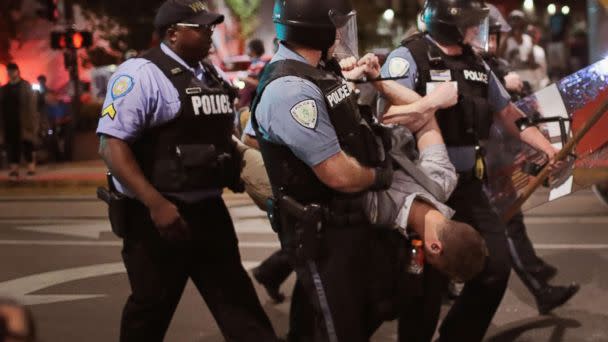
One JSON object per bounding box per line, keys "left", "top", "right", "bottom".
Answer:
{"left": 96, "top": 0, "right": 278, "bottom": 341}
{"left": 251, "top": 0, "right": 408, "bottom": 340}
{"left": 380, "top": 0, "right": 566, "bottom": 340}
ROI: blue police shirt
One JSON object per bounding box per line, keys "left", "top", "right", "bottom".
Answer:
{"left": 255, "top": 43, "right": 341, "bottom": 167}
{"left": 96, "top": 43, "right": 226, "bottom": 199}
{"left": 378, "top": 35, "right": 512, "bottom": 171}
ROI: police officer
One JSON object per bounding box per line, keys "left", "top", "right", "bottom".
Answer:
{"left": 380, "top": 0, "right": 565, "bottom": 340}
{"left": 96, "top": 0, "right": 278, "bottom": 341}
{"left": 251, "top": 0, "right": 405, "bottom": 340}
{"left": 482, "top": 5, "right": 579, "bottom": 316}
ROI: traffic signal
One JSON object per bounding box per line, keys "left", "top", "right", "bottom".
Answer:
{"left": 50, "top": 31, "right": 93, "bottom": 49}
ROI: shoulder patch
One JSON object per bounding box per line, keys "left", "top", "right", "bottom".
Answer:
{"left": 389, "top": 57, "right": 410, "bottom": 77}
{"left": 111, "top": 75, "right": 134, "bottom": 100}
{"left": 101, "top": 103, "right": 117, "bottom": 120}
{"left": 290, "top": 100, "right": 318, "bottom": 130}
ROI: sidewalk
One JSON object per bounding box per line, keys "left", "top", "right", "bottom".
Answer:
{"left": 0, "top": 159, "right": 251, "bottom": 204}
{"left": 0, "top": 160, "right": 107, "bottom": 196}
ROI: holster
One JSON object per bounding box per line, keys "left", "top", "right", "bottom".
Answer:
{"left": 96, "top": 173, "right": 129, "bottom": 238}
{"left": 265, "top": 197, "right": 281, "bottom": 233}
{"left": 277, "top": 195, "right": 324, "bottom": 261}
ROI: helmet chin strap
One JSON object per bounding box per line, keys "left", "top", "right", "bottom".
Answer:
{"left": 321, "top": 50, "right": 329, "bottom": 62}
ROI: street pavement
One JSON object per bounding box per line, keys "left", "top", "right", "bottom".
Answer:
{"left": 0, "top": 165, "right": 607, "bottom": 341}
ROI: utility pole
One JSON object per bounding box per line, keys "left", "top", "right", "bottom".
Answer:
{"left": 61, "top": 0, "right": 81, "bottom": 125}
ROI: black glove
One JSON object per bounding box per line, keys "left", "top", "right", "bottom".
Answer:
{"left": 222, "top": 142, "right": 245, "bottom": 193}
{"left": 370, "top": 163, "right": 393, "bottom": 191}
{"left": 371, "top": 122, "right": 393, "bottom": 153}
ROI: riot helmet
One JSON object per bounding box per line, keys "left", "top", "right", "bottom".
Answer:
{"left": 422, "top": 0, "right": 490, "bottom": 48}
{"left": 273, "top": 0, "right": 354, "bottom": 52}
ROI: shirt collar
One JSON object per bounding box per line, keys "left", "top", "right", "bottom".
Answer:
{"left": 271, "top": 42, "right": 310, "bottom": 64}
{"left": 160, "top": 43, "right": 205, "bottom": 79}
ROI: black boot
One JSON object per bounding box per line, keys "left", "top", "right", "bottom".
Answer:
{"left": 535, "top": 283, "right": 580, "bottom": 315}
{"left": 528, "top": 262, "right": 558, "bottom": 282}
{"left": 253, "top": 266, "right": 286, "bottom": 303}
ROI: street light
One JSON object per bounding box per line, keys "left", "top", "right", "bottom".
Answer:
{"left": 562, "top": 5, "right": 571, "bottom": 15}
{"left": 547, "top": 3, "right": 557, "bottom": 15}
{"left": 383, "top": 9, "right": 395, "bottom": 23}
{"left": 523, "top": 0, "right": 534, "bottom": 12}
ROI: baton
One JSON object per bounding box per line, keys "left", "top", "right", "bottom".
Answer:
{"left": 502, "top": 96, "right": 608, "bottom": 222}
{"left": 346, "top": 75, "right": 410, "bottom": 84}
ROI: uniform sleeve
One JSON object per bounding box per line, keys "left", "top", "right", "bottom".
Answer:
{"left": 380, "top": 46, "right": 418, "bottom": 90}
{"left": 377, "top": 46, "right": 419, "bottom": 115}
{"left": 96, "top": 60, "right": 168, "bottom": 142}
{"left": 487, "top": 67, "right": 511, "bottom": 113}
{"left": 255, "top": 76, "right": 341, "bottom": 167}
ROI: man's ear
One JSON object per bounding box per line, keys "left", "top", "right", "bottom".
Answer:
{"left": 425, "top": 239, "right": 443, "bottom": 256}
{"left": 166, "top": 27, "right": 178, "bottom": 44}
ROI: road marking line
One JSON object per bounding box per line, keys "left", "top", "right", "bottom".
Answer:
{"left": 534, "top": 244, "right": 608, "bottom": 250}
{"left": 524, "top": 217, "right": 608, "bottom": 224}
{"left": 0, "top": 240, "right": 281, "bottom": 248}
{"left": 0, "top": 261, "right": 262, "bottom": 306}
{"left": 0, "top": 240, "right": 606, "bottom": 250}
{"left": 3, "top": 216, "right": 607, "bottom": 226}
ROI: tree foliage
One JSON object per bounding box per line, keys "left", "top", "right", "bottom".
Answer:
{"left": 224, "top": 0, "right": 263, "bottom": 39}
{"left": 74, "top": 0, "right": 165, "bottom": 51}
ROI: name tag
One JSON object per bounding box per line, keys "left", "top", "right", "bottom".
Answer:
{"left": 186, "top": 87, "right": 202, "bottom": 95}
{"left": 430, "top": 69, "right": 452, "bottom": 82}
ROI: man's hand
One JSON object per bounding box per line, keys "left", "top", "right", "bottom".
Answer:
{"left": 148, "top": 197, "right": 190, "bottom": 241}
{"left": 504, "top": 72, "right": 523, "bottom": 93}
{"left": 425, "top": 82, "right": 458, "bottom": 109}
{"left": 339, "top": 56, "right": 364, "bottom": 80}
{"left": 339, "top": 53, "right": 381, "bottom": 80}
{"left": 543, "top": 145, "right": 566, "bottom": 172}
{"left": 357, "top": 53, "right": 381, "bottom": 80}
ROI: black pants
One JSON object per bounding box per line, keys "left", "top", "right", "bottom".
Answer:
{"left": 6, "top": 140, "right": 34, "bottom": 164}
{"left": 507, "top": 211, "right": 548, "bottom": 293}
{"left": 285, "top": 224, "right": 409, "bottom": 342}
{"left": 434, "top": 179, "right": 512, "bottom": 342}
{"left": 256, "top": 249, "right": 293, "bottom": 288}
{"left": 119, "top": 197, "right": 277, "bottom": 342}
{"left": 3, "top": 121, "right": 33, "bottom": 164}
{"left": 397, "top": 265, "right": 446, "bottom": 342}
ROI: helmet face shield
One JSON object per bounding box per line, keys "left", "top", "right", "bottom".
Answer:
{"left": 329, "top": 9, "right": 359, "bottom": 60}
{"left": 488, "top": 4, "right": 511, "bottom": 33}
{"left": 460, "top": 16, "right": 490, "bottom": 52}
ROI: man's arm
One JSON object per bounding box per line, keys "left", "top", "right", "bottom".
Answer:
{"left": 243, "top": 134, "right": 259, "bottom": 149}
{"left": 99, "top": 135, "right": 188, "bottom": 238}
{"left": 312, "top": 151, "right": 376, "bottom": 193}
{"left": 496, "top": 103, "right": 557, "bottom": 158}
{"left": 374, "top": 79, "right": 423, "bottom": 106}
{"left": 98, "top": 135, "right": 165, "bottom": 208}
{"left": 381, "top": 82, "right": 458, "bottom": 132}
